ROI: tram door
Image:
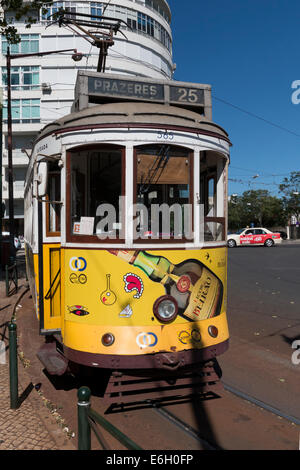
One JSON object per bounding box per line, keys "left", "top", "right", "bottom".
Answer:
{"left": 200, "top": 151, "right": 226, "bottom": 242}
{"left": 42, "top": 163, "right": 62, "bottom": 332}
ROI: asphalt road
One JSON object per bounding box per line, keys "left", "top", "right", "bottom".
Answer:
{"left": 219, "top": 243, "right": 300, "bottom": 421}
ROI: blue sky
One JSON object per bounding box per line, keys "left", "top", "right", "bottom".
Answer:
{"left": 171, "top": 0, "right": 300, "bottom": 196}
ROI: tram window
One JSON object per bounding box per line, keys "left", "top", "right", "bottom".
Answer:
{"left": 69, "top": 148, "right": 123, "bottom": 240}
{"left": 207, "top": 176, "right": 216, "bottom": 217}
{"left": 46, "top": 163, "right": 61, "bottom": 236}
{"left": 200, "top": 151, "right": 226, "bottom": 242}
{"left": 135, "top": 145, "right": 192, "bottom": 241}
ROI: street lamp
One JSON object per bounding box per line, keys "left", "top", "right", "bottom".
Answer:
{"left": 5, "top": 47, "right": 82, "bottom": 259}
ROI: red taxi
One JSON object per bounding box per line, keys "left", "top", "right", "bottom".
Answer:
{"left": 227, "top": 227, "right": 282, "bottom": 248}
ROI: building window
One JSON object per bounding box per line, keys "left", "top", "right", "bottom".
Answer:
{"left": 2, "top": 66, "right": 40, "bottom": 90}
{"left": 145, "top": 0, "right": 171, "bottom": 24}
{"left": 41, "top": 2, "right": 64, "bottom": 20}
{"left": 126, "top": 8, "right": 171, "bottom": 51}
{"left": 3, "top": 99, "right": 40, "bottom": 123}
{"left": 5, "top": 167, "right": 26, "bottom": 190}
{"left": 40, "top": 2, "right": 172, "bottom": 52}
{"left": 138, "top": 12, "right": 147, "bottom": 32}
{"left": 90, "top": 2, "right": 102, "bottom": 20}
{"left": 41, "top": 1, "right": 90, "bottom": 21}
{"left": 2, "top": 34, "right": 39, "bottom": 54}
{"left": 64, "top": 2, "right": 77, "bottom": 19}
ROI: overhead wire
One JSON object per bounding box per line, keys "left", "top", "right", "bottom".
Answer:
{"left": 102, "top": 0, "right": 112, "bottom": 16}
{"left": 212, "top": 94, "right": 300, "bottom": 138}
{"left": 212, "top": 95, "right": 299, "bottom": 195}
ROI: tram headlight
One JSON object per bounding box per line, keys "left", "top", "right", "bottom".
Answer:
{"left": 101, "top": 333, "right": 115, "bottom": 346}
{"left": 153, "top": 295, "right": 178, "bottom": 323}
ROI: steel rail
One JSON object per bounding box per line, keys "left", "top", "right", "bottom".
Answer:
{"left": 223, "top": 382, "right": 300, "bottom": 426}
{"left": 153, "top": 406, "right": 217, "bottom": 450}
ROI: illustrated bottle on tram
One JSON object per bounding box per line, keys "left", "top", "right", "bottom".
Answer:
{"left": 108, "top": 249, "right": 223, "bottom": 321}
{"left": 100, "top": 274, "right": 117, "bottom": 306}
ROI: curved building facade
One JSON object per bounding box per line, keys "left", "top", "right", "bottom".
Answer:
{"left": 0, "top": 0, "right": 174, "bottom": 234}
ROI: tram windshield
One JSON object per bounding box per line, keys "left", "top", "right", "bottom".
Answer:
{"left": 67, "top": 146, "right": 226, "bottom": 243}
{"left": 69, "top": 147, "right": 123, "bottom": 239}
{"left": 135, "top": 145, "right": 192, "bottom": 241}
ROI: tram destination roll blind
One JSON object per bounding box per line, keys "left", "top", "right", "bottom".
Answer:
{"left": 88, "top": 76, "right": 165, "bottom": 102}
{"left": 87, "top": 76, "right": 205, "bottom": 106}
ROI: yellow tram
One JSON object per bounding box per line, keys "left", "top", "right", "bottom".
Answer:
{"left": 24, "top": 72, "right": 231, "bottom": 397}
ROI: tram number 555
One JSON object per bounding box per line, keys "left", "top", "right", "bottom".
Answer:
{"left": 157, "top": 131, "right": 174, "bottom": 141}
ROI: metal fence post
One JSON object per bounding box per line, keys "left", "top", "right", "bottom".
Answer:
{"left": 8, "top": 322, "right": 18, "bottom": 409}
{"left": 77, "top": 386, "right": 91, "bottom": 450}
{"left": 5, "top": 265, "right": 8, "bottom": 297}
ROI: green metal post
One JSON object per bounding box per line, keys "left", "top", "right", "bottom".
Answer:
{"left": 5, "top": 264, "right": 8, "bottom": 296}
{"left": 77, "top": 386, "right": 91, "bottom": 450}
{"left": 8, "top": 322, "right": 18, "bottom": 409}
{"left": 0, "top": 87, "right": 3, "bottom": 281}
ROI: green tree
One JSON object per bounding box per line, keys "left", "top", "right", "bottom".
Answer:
{"left": 0, "top": 1, "right": 53, "bottom": 43}
{"left": 279, "top": 171, "right": 300, "bottom": 221}
{"left": 228, "top": 190, "right": 287, "bottom": 231}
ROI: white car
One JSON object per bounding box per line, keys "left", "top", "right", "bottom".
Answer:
{"left": 227, "top": 227, "right": 282, "bottom": 248}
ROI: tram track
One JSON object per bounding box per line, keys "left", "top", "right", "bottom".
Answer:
{"left": 146, "top": 375, "right": 300, "bottom": 450}
{"left": 153, "top": 405, "right": 217, "bottom": 450}
{"left": 222, "top": 382, "right": 300, "bottom": 427}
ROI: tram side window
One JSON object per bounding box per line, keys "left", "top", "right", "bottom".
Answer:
{"left": 135, "top": 145, "right": 192, "bottom": 241}
{"left": 46, "top": 163, "right": 61, "bottom": 236}
{"left": 207, "top": 176, "right": 216, "bottom": 217}
{"left": 70, "top": 148, "right": 123, "bottom": 239}
{"left": 200, "top": 151, "right": 226, "bottom": 241}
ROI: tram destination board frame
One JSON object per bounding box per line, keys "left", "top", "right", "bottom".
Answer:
{"left": 73, "top": 71, "right": 212, "bottom": 119}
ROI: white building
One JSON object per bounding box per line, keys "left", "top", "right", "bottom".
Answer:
{"left": 1, "top": 0, "right": 174, "bottom": 235}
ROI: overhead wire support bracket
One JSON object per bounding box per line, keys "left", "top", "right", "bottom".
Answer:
{"left": 50, "top": 10, "right": 132, "bottom": 72}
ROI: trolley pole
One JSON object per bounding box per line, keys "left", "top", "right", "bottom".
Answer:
{"left": 8, "top": 322, "right": 18, "bottom": 409}
{"left": 77, "top": 386, "right": 91, "bottom": 450}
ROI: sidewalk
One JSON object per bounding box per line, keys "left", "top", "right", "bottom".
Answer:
{"left": 282, "top": 238, "right": 300, "bottom": 244}
{"left": 0, "top": 279, "right": 76, "bottom": 451}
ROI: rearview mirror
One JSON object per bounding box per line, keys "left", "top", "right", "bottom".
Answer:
{"left": 33, "top": 161, "right": 48, "bottom": 197}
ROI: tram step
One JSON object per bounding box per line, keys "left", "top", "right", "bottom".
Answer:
{"left": 37, "top": 343, "right": 69, "bottom": 376}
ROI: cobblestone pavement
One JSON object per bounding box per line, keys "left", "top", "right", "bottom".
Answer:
{"left": 0, "top": 360, "right": 60, "bottom": 450}
{"left": 0, "top": 275, "right": 76, "bottom": 451}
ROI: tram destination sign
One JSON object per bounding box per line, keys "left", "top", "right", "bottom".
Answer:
{"left": 88, "top": 76, "right": 165, "bottom": 102}
{"left": 74, "top": 72, "right": 211, "bottom": 117}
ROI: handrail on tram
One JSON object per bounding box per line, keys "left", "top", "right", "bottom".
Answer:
{"left": 44, "top": 268, "right": 61, "bottom": 300}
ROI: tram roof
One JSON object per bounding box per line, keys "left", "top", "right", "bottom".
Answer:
{"left": 36, "top": 101, "right": 230, "bottom": 143}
